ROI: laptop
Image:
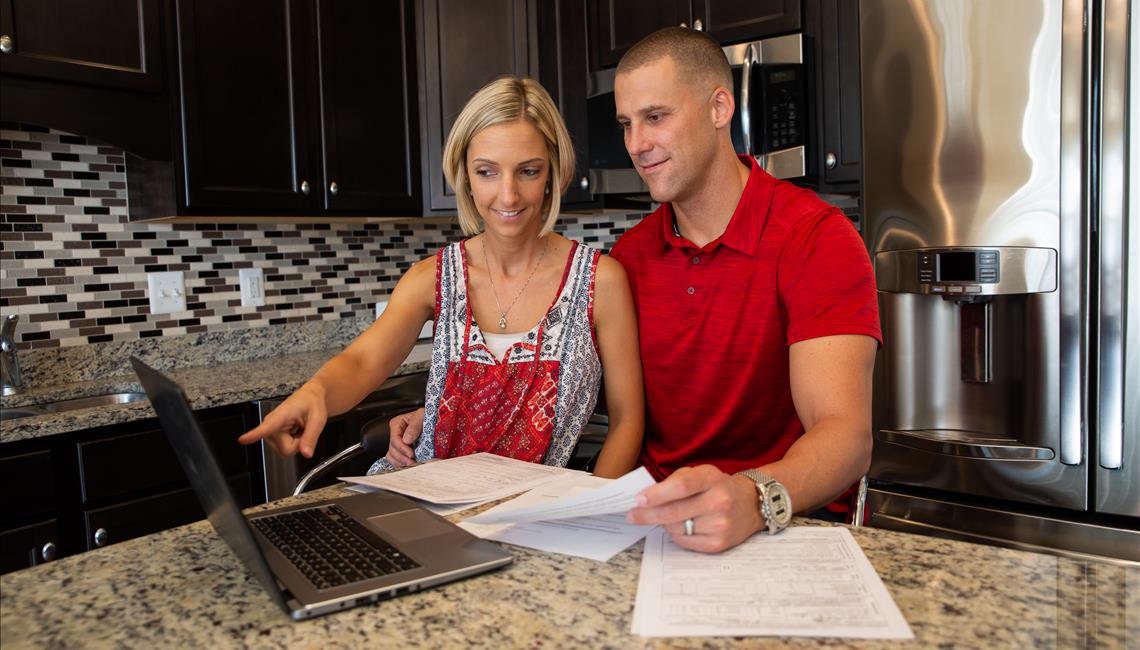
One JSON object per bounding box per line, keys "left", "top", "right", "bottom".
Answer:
{"left": 130, "top": 357, "right": 513, "bottom": 620}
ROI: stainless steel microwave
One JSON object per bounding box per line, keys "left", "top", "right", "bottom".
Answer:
{"left": 585, "top": 34, "right": 806, "bottom": 197}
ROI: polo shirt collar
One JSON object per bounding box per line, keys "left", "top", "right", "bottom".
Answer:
{"left": 657, "top": 155, "right": 774, "bottom": 256}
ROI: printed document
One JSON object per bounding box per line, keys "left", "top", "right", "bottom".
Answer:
{"left": 631, "top": 526, "right": 913, "bottom": 639}
{"left": 465, "top": 466, "right": 656, "bottom": 524}
{"left": 460, "top": 471, "right": 657, "bottom": 562}
{"left": 339, "top": 452, "right": 578, "bottom": 504}
{"left": 343, "top": 484, "right": 487, "bottom": 516}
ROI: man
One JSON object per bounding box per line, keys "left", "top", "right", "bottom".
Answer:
{"left": 387, "top": 26, "right": 879, "bottom": 554}
{"left": 609, "top": 27, "right": 880, "bottom": 553}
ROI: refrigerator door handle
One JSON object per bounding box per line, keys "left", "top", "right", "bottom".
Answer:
{"left": 1096, "top": 0, "right": 1128, "bottom": 470}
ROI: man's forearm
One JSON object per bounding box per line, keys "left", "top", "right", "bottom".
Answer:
{"left": 757, "top": 416, "right": 872, "bottom": 514}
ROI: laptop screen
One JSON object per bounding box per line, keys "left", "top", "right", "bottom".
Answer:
{"left": 131, "top": 357, "right": 288, "bottom": 611}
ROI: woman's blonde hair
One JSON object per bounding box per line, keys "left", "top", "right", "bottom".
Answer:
{"left": 443, "top": 76, "right": 576, "bottom": 236}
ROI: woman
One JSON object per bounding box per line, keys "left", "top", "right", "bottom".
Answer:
{"left": 239, "top": 77, "right": 644, "bottom": 479}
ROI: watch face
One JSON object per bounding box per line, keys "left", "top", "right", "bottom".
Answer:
{"left": 767, "top": 483, "right": 793, "bottom": 527}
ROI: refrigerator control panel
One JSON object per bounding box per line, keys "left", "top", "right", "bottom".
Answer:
{"left": 917, "top": 250, "right": 1001, "bottom": 286}
{"left": 876, "top": 247, "right": 1056, "bottom": 296}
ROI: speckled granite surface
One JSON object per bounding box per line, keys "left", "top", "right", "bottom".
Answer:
{"left": 0, "top": 316, "right": 432, "bottom": 443}
{"left": 1, "top": 486, "right": 1136, "bottom": 649}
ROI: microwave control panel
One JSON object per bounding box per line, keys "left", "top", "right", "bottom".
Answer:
{"left": 759, "top": 64, "right": 805, "bottom": 152}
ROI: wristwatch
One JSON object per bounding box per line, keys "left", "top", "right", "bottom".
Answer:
{"left": 735, "top": 469, "right": 792, "bottom": 535}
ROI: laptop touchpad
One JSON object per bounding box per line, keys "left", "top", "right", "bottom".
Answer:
{"left": 369, "top": 510, "right": 457, "bottom": 542}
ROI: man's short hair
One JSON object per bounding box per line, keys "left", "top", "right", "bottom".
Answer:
{"left": 616, "top": 26, "right": 733, "bottom": 94}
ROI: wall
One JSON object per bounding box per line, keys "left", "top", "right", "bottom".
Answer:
{"left": 0, "top": 124, "right": 644, "bottom": 350}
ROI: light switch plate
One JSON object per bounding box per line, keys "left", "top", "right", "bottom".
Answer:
{"left": 239, "top": 268, "right": 265, "bottom": 307}
{"left": 147, "top": 271, "right": 186, "bottom": 315}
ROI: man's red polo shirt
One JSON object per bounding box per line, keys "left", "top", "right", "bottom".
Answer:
{"left": 609, "top": 156, "right": 881, "bottom": 482}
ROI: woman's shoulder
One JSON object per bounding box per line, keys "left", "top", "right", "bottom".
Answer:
{"left": 592, "top": 251, "right": 630, "bottom": 292}
{"left": 400, "top": 253, "right": 439, "bottom": 289}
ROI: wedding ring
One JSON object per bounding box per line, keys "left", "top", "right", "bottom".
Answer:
{"left": 683, "top": 518, "right": 695, "bottom": 536}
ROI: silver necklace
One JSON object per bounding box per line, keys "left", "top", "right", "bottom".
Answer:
{"left": 482, "top": 235, "right": 549, "bottom": 330}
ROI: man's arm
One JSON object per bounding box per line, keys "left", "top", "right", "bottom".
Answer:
{"left": 626, "top": 333, "right": 876, "bottom": 553}
{"left": 760, "top": 334, "right": 876, "bottom": 511}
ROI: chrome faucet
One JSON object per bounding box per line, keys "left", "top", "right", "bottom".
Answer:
{"left": 1, "top": 314, "right": 23, "bottom": 395}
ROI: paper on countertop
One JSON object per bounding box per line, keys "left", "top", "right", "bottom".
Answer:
{"left": 631, "top": 526, "right": 913, "bottom": 639}
{"left": 343, "top": 483, "right": 487, "bottom": 516}
{"left": 338, "top": 452, "right": 581, "bottom": 504}
{"left": 464, "top": 466, "right": 656, "bottom": 524}
{"left": 459, "top": 471, "right": 657, "bottom": 562}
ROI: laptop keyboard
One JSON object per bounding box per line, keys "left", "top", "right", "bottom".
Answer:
{"left": 251, "top": 504, "right": 421, "bottom": 590}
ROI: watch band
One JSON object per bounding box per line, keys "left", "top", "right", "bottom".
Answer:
{"left": 735, "top": 469, "right": 792, "bottom": 535}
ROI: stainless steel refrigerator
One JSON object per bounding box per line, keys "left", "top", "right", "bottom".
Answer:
{"left": 859, "top": 0, "right": 1138, "bottom": 563}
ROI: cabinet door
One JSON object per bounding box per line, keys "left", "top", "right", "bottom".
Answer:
{"left": 84, "top": 476, "right": 253, "bottom": 550}
{"left": 587, "top": 0, "right": 689, "bottom": 70}
{"left": 0, "top": 519, "right": 59, "bottom": 574}
{"left": 0, "top": 449, "right": 55, "bottom": 529}
{"left": 0, "top": 0, "right": 163, "bottom": 91}
{"left": 805, "top": 0, "right": 861, "bottom": 189}
{"left": 175, "top": 0, "right": 317, "bottom": 212}
{"left": 316, "top": 0, "right": 420, "bottom": 213}
{"left": 537, "top": 0, "right": 596, "bottom": 206}
{"left": 420, "top": 0, "right": 536, "bottom": 211}
{"left": 76, "top": 412, "right": 248, "bottom": 503}
{"left": 694, "top": 0, "right": 801, "bottom": 44}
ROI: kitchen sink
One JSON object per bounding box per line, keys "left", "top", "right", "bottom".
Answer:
{"left": 0, "top": 391, "right": 148, "bottom": 421}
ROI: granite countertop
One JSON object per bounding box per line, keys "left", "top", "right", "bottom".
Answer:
{"left": 1, "top": 485, "right": 1136, "bottom": 649}
{"left": 0, "top": 337, "right": 432, "bottom": 444}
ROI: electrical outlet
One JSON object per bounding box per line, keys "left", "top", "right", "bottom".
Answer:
{"left": 147, "top": 271, "right": 186, "bottom": 315}
{"left": 374, "top": 300, "right": 389, "bottom": 319}
{"left": 239, "top": 268, "right": 265, "bottom": 307}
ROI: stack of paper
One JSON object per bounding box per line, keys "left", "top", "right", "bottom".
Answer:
{"left": 340, "top": 452, "right": 579, "bottom": 503}
{"left": 460, "top": 468, "right": 658, "bottom": 561}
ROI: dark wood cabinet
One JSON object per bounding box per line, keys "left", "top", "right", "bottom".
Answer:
{"left": 537, "top": 0, "right": 596, "bottom": 206}
{"left": 0, "top": 404, "right": 261, "bottom": 574}
{"left": 588, "top": 0, "right": 689, "bottom": 71}
{"left": 588, "top": 0, "right": 800, "bottom": 70}
{"left": 418, "top": 0, "right": 536, "bottom": 211}
{"left": 803, "top": 0, "right": 861, "bottom": 191}
{"left": 0, "top": 0, "right": 171, "bottom": 160}
{"left": 175, "top": 0, "right": 314, "bottom": 213}
{"left": 0, "top": 449, "right": 59, "bottom": 572}
{"left": 315, "top": 0, "right": 420, "bottom": 213}
{"left": 170, "top": 0, "right": 420, "bottom": 217}
{"left": 0, "top": 0, "right": 164, "bottom": 91}
{"left": 697, "top": 0, "right": 800, "bottom": 45}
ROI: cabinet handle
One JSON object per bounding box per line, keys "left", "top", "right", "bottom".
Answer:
{"left": 93, "top": 527, "right": 108, "bottom": 547}
{"left": 579, "top": 176, "right": 589, "bottom": 191}
{"left": 693, "top": 19, "right": 704, "bottom": 31}
{"left": 0, "top": 35, "right": 13, "bottom": 54}
{"left": 300, "top": 180, "right": 310, "bottom": 195}
{"left": 329, "top": 181, "right": 338, "bottom": 196}
{"left": 40, "top": 542, "right": 57, "bottom": 562}
{"left": 826, "top": 152, "right": 838, "bottom": 169}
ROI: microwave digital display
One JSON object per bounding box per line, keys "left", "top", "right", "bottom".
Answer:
{"left": 769, "top": 69, "right": 797, "bottom": 83}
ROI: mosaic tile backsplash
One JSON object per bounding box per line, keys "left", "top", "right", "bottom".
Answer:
{"left": 0, "top": 124, "right": 645, "bottom": 351}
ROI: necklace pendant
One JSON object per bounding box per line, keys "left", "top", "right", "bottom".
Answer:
{"left": 498, "top": 316, "right": 508, "bottom": 330}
